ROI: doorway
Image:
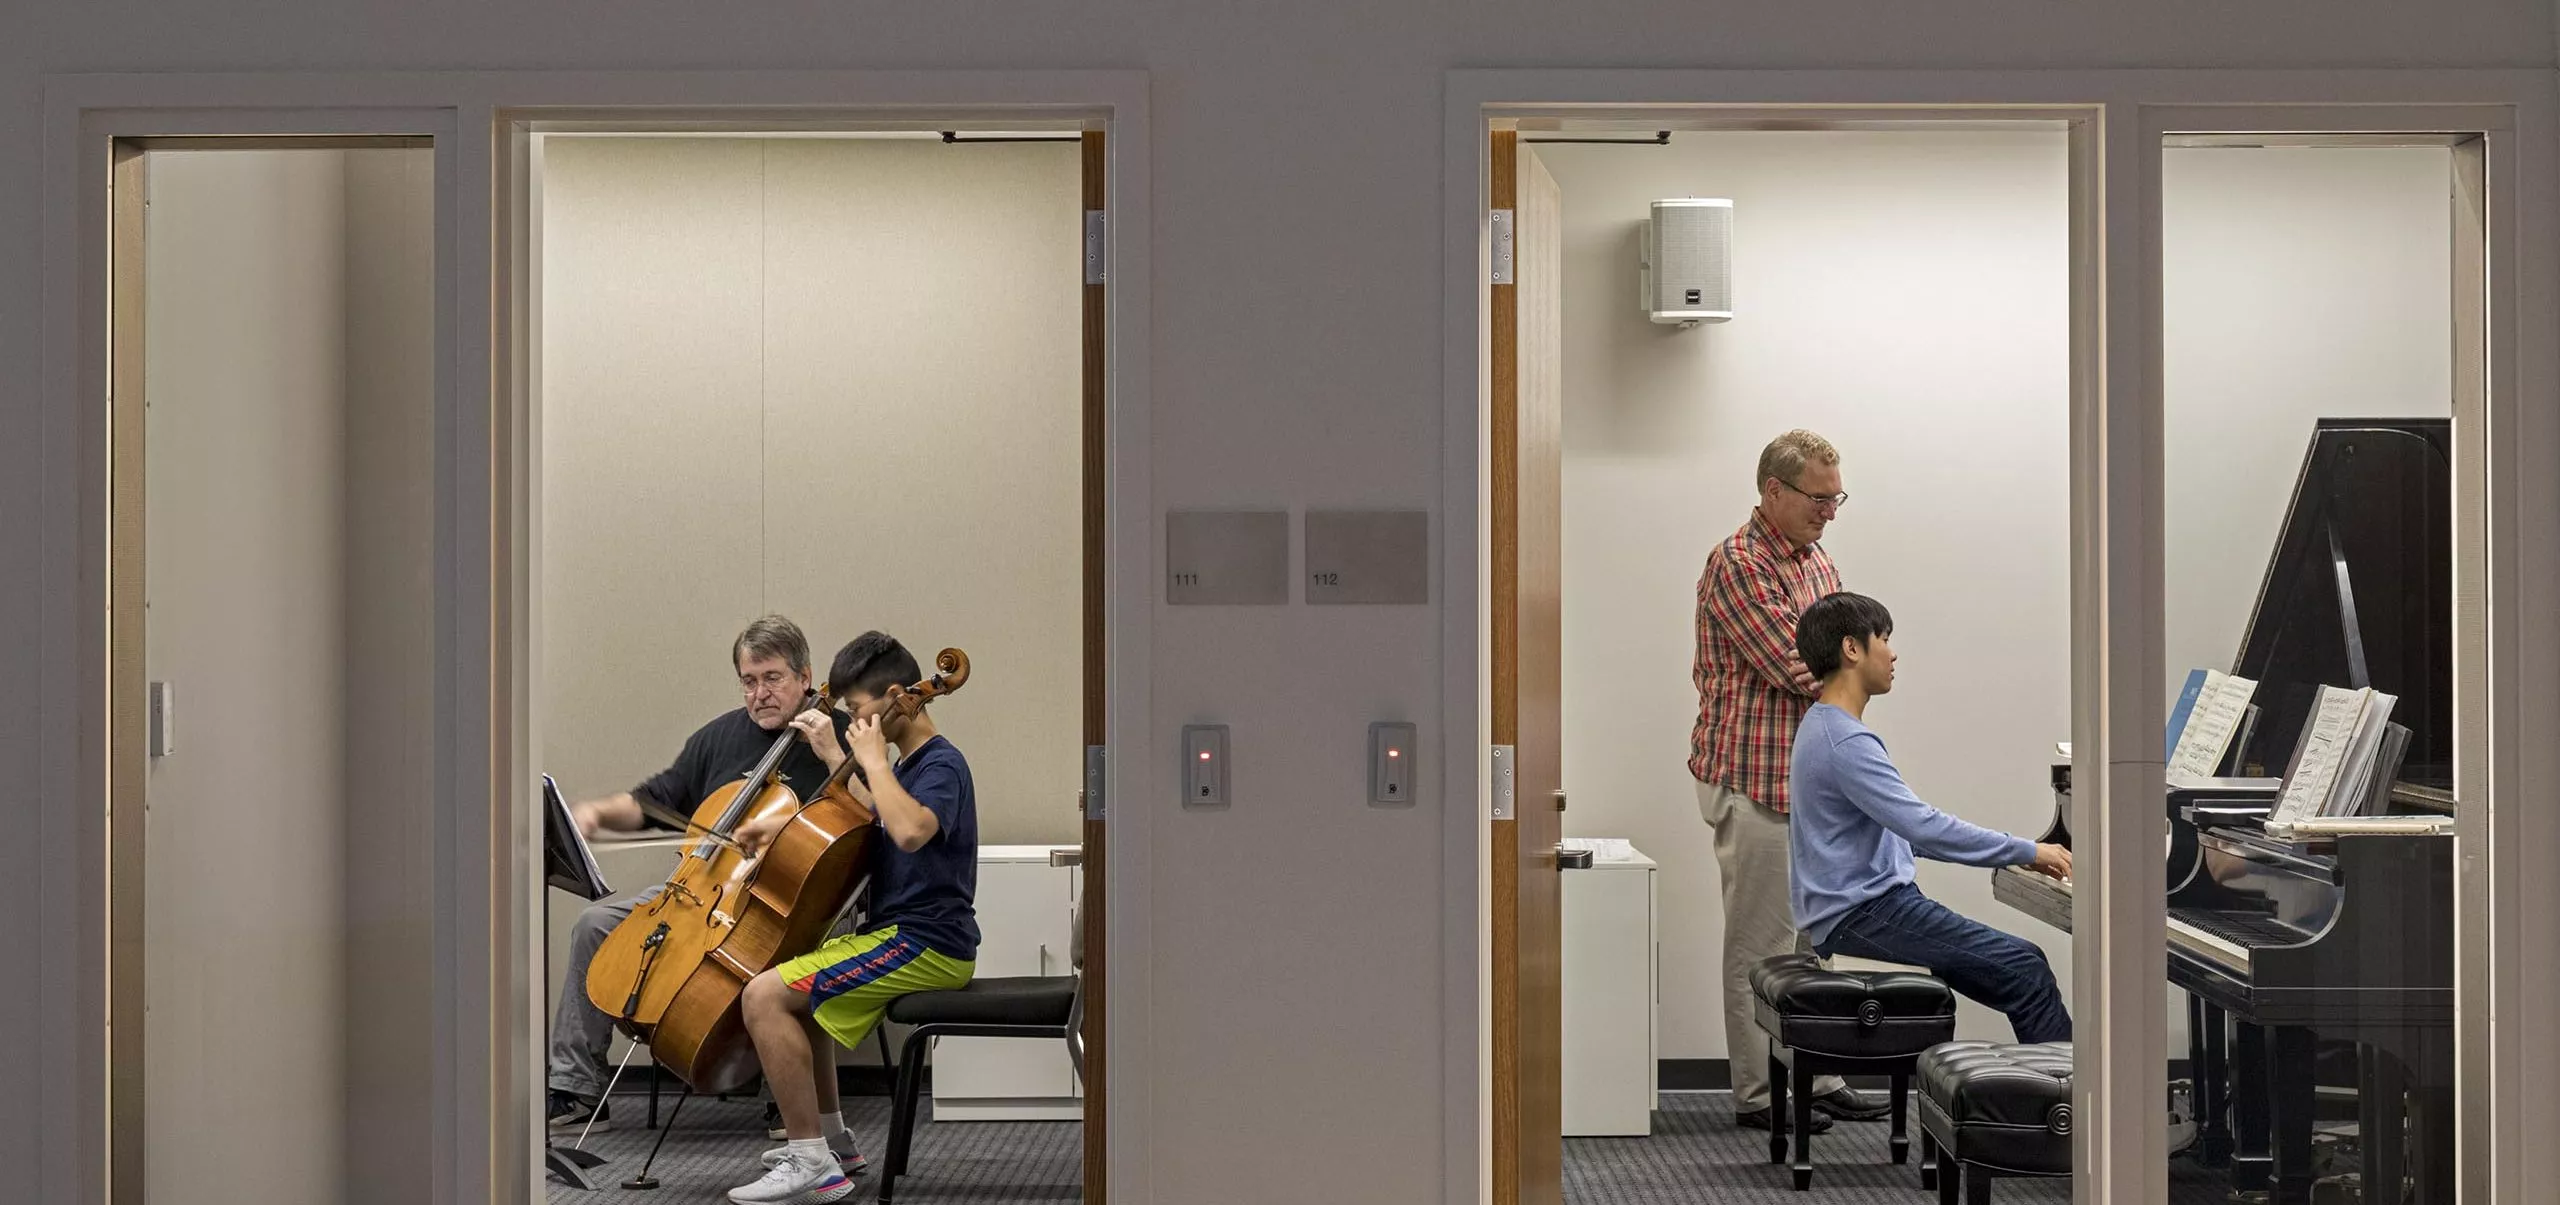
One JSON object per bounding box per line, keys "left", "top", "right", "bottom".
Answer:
{"left": 105, "top": 134, "right": 440, "bottom": 1205}
{"left": 1476, "top": 111, "right": 2101, "bottom": 1204}
{"left": 509, "top": 119, "right": 1113, "bottom": 1204}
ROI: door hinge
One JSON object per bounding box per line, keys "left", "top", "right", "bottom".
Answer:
{"left": 1490, "top": 745, "right": 1515, "bottom": 820}
{"left": 1489, "top": 209, "right": 1515, "bottom": 285}
{"left": 1084, "top": 210, "right": 1108, "bottom": 285}
{"left": 1083, "top": 744, "right": 1108, "bottom": 820}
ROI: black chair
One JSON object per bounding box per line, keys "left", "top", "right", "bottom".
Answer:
{"left": 1916, "top": 1040, "right": 2074, "bottom": 1204}
{"left": 1750, "top": 953, "right": 1957, "bottom": 1191}
{"left": 873, "top": 892, "right": 1086, "bottom": 1203}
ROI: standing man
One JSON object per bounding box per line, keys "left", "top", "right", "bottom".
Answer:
{"left": 1690, "top": 429, "right": 1884, "bottom": 1132}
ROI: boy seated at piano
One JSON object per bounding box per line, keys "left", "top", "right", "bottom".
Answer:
{"left": 1787, "top": 591, "right": 2076, "bottom": 1044}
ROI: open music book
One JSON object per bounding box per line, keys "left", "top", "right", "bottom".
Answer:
{"left": 2271, "top": 686, "right": 2406, "bottom": 825}
{"left": 2166, "top": 668, "right": 2258, "bottom": 778}
{"left": 2049, "top": 668, "right": 2260, "bottom": 769}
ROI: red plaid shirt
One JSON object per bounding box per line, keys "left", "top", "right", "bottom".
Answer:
{"left": 1689, "top": 509, "right": 1841, "bottom": 811}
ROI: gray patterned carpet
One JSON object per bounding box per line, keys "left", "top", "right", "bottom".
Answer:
{"left": 546, "top": 1093, "right": 1079, "bottom": 1204}
{"left": 1560, "top": 1092, "right": 2237, "bottom": 1203}
{"left": 543, "top": 1090, "right": 2242, "bottom": 1203}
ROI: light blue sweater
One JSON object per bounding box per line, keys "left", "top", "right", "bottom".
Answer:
{"left": 1788, "top": 703, "right": 2036, "bottom": 943}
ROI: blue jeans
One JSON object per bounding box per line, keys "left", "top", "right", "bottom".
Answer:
{"left": 1815, "top": 882, "right": 2072, "bottom": 1045}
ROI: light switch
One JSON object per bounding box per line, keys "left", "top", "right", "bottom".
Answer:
{"left": 1182, "top": 724, "right": 1230, "bottom": 808}
{"left": 1370, "top": 721, "right": 1417, "bottom": 806}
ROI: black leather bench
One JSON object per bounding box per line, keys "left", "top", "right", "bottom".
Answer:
{"left": 1916, "top": 1040, "right": 2074, "bottom": 1203}
{"left": 1750, "top": 953, "right": 1957, "bottom": 1191}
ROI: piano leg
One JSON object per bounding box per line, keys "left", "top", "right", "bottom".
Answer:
{"left": 2230, "top": 1021, "right": 2272, "bottom": 1193}
{"left": 2359, "top": 1042, "right": 2405, "bottom": 1205}
{"left": 2196, "top": 998, "right": 2233, "bottom": 1168}
{"left": 2268, "top": 1026, "right": 2318, "bottom": 1205}
{"left": 2409, "top": 1028, "right": 2455, "bottom": 1205}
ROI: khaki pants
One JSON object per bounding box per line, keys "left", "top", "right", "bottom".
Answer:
{"left": 1698, "top": 780, "right": 1847, "bottom": 1111}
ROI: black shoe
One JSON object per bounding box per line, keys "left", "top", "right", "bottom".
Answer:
{"left": 1735, "top": 1106, "right": 1832, "bottom": 1134}
{"left": 1810, "top": 1086, "right": 1891, "bottom": 1122}
{"left": 547, "top": 1090, "right": 610, "bottom": 1133}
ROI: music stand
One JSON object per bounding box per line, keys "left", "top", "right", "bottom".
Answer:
{"left": 541, "top": 774, "right": 614, "bottom": 1190}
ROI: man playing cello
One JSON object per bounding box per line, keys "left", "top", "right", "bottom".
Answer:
{"left": 547, "top": 615, "right": 848, "bottom": 1135}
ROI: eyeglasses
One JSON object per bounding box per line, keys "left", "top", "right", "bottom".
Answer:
{"left": 1774, "top": 478, "right": 1849, "bottom": 510}
{"left": 740, "top": 671, "right": 800, "bottom": 698}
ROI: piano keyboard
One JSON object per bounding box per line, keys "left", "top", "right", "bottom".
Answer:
{"left": 2166, "top": 908, "right": 2303, "bottom": 975}
{"left": 2167, "top": 918, "right": 2247, "bottom": 973}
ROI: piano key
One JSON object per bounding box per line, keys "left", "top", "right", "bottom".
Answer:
{"left": 2168, "top": 917, "right": 2251, "bottom": 974}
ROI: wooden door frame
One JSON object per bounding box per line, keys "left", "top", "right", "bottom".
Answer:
{"left": 42, "top": 69, "right": 1154, "bottom": 1205}
{"left": 1442, "top": 69, "right": 2559, "bottom": 1205}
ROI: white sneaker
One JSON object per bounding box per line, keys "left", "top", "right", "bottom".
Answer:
{"left": 760, "top": 1139, "right": 868, "bottom": 1177}
{"left": 727, "top": 1152, "right": 854, "bottom": 1204}
{"left": 2167, "top": 1112, "right": 2199, "bottom": 1156}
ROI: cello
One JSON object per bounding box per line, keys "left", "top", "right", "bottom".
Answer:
{"left": 584, "top": 648, "right": 971, "bottom": 1094}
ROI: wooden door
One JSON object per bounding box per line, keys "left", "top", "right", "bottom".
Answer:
{"left": 1489, "top": 130, "right": 1567, "bottom": 1205}
{"left": 1078, "top": 127, "right": 1111, "bottom": 1205}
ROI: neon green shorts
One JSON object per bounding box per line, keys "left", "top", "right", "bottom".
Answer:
{"left": 775, "top": 925, "right": 974, "bottom": 1048}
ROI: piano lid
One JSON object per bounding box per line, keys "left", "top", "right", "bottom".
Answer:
{"left": 2228, "top": 418, "right": 2451, "bottom": 793}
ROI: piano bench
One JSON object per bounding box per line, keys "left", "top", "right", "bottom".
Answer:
{"left": 1749, "top": 953, "right": 1958, "bottom": 1192}
{"left": 1916, "top": 1041, "right": 2074, "bottom": 1204}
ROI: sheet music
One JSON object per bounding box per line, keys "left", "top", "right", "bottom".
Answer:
{"left": 2326, "top": 690, "right": 2397, "bottom": 818}
{"left": 2167, "top": 669, "right": 2258, "bottom": 778}
{"left": 2272, "top": 685, "right": 2369, "bottom": 825}
{"left": 2357, "top": 723, "right": 2412, "bottom": 817}
{"left": 543, "top": 774, "right": 613, "bottom": 900}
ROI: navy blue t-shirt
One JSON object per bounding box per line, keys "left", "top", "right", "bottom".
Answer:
{"left": 859, "top": 735, "right": 980, "bottom": 961}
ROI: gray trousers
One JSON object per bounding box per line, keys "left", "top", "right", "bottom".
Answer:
{"left": 1699, "top": 781, "right": 1848, "bottom": 1111}
{"left": 549, "top": 883, "right": 665, "bottom": 1098}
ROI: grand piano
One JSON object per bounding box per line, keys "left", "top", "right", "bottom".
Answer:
{"left": 1993, "top": 418, "right": 2456, "bottom": 1204}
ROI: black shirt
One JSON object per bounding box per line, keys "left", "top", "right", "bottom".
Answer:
{"left": 630, "top": 706, "right": 845, "bottom": 832}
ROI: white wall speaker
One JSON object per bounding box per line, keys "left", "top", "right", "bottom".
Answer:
{"left": 1638, "top": 198, "right": 1733, "bottom": 326}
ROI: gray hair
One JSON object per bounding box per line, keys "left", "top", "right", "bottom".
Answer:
{"left": 732, "top": 614, "right": 813, "bottom": 677}
{"left": 1756, "top": 429, "right": 1840, "bottom": 493}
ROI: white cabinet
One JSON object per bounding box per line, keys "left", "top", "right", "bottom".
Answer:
{"left": 1561, "top": 839, "right": 1658, "bottom": 1137}
{"left": 927, "top": 845, "right": 1084, "bottom": 1121}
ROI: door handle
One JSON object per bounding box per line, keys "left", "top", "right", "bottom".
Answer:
{"left": 1553, "top": 789, "right": 1568, "bottom": 812}
{"left": 1557, "top": 844, "right": 1594, "bottom": 870}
